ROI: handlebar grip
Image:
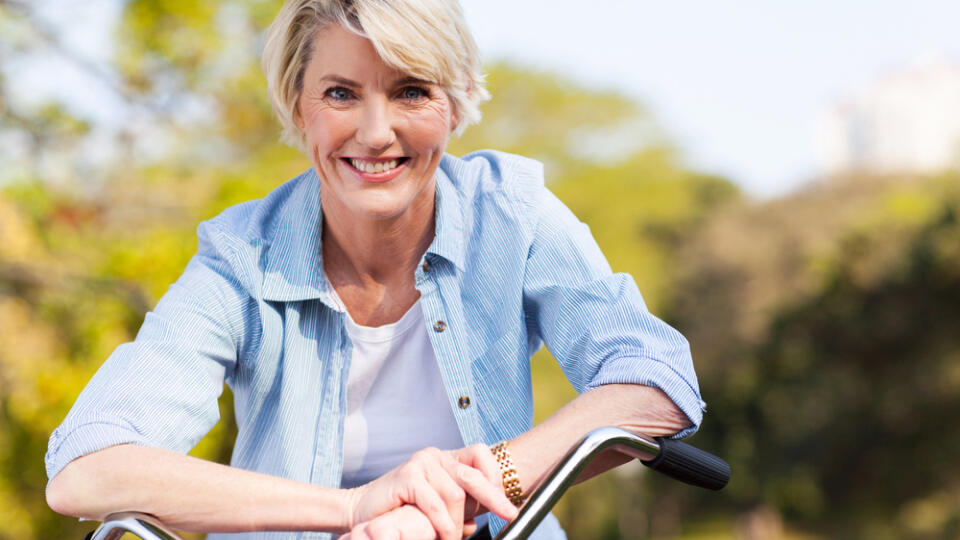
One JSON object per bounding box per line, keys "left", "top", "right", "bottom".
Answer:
{"left": 641, "top": 437, "right": 731, "bottom": 490}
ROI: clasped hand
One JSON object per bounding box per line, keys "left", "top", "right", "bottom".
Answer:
{"left": 343, "top": 444, "right": 518, "bottom": 540}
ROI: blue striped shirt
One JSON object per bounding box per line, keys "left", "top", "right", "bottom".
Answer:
{"left": 46, "top": 150, "right": 704, "bottom": 539}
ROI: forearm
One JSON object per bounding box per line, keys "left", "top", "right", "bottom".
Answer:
{"left": 46, "top": 444, "right": 353, "bottom": 534}
{"left": 508, "top": 383, "right": 692, "bottom": 494}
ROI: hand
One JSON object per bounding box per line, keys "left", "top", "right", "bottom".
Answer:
{"left": 448, "top": 444, "right": 511, "bottom": 520}
{"left": 341, "top": 505, "right": 480, "bottom": 540}
{"left": 347, "top": 445, "right": 517, "bottom": 540}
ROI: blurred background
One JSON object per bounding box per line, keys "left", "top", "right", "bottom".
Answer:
{"left": 2, "top": 1, "right": 959, "bottom": 538}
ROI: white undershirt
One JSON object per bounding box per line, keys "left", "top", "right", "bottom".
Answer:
{"left": 339, "top": 299, "right": 465, "bottom": 489}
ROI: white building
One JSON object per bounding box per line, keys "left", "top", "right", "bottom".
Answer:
{"left": 816, "top": 57, "right": 960, "bottom": 175}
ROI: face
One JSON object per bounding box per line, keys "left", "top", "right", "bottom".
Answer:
{"left": 296, "top": 25, "right": 457, "bottom": 224}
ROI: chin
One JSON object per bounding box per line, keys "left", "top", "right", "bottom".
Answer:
{"left": 347, "top": 196, "right": 412, "bottom": 221}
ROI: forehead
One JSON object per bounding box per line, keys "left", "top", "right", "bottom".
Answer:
{"left": 306, "top": 24, "right": 404, "bottom": 83}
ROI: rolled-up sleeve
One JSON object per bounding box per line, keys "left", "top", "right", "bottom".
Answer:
{"left": 521, "top": 186, "right": 705, "bottom": 438}
{"left": 45, "top": 221, "right": 259, "bottom": 480}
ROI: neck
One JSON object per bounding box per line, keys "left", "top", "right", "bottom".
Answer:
{"left": 321, "top": 186, "right": 436, "bottom": 285}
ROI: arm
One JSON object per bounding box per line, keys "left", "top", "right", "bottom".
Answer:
{"left": 46, "top": 443, "right": 516, "bottom": 536}
{"left": 509, "top": 383, "right": 690, "bottom": 493}
{"left": 515, "top": 184, "right": 705, "bottom": 492}
{"left": 46, "top": 444, "right": 353, "bottom": 533}
{"left": 44, "top": 224, "right": 347, "bottom": 532}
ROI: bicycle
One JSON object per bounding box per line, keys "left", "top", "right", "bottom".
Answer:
{"left": 84, "top": 426, "right": 730, "bottom": 540}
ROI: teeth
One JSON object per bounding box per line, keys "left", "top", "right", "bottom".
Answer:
{"left": 350, "top": 158, "right": 399, "bottom": 173}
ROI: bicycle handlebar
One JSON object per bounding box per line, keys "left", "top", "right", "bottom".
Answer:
{"left": 83, "top": 427, "right": 729, "bottom": 540}
{"left": 492, "top": 427, "right": 729, "bottom": 540}
{"left": 83, "top": 512, "right": 184, "bottom": 540}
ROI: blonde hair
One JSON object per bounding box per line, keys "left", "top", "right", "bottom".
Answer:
{"left": 262, "top": 0, "right": 490, "bottom": 151}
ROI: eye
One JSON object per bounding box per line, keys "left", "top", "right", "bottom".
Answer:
{"left": 399, "top": 86, "right": 428, "bottom": 100}
{"left": 325, "top": 86, "right": 355, "bottom": 101}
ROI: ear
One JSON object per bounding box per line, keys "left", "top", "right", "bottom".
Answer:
{"left": 450, "top": 83, "right": 473, "bottom": 133}
{"left": 294, "top": 103, "right": 305, "bottom": 131}
{"left": 449, "top": 102, "right": 461, "bottom": 134}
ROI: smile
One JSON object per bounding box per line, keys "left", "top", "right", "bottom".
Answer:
{"left": 344, "top": 157, "right": 409, "bottom": 174}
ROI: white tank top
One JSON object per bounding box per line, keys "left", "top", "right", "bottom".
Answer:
{"left": 339, "top": 299, "right": 465, "bottom": 488}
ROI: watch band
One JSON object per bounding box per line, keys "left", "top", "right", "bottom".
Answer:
{"left": 490, "top": 441, "right": 524, "bottom": 506}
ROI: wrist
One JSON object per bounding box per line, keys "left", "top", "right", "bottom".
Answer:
{"left": 339, "top": 486, "right": 362, "bottom": 533}
{"left": 490, "top": 441, "right": 524, "bottom": 506}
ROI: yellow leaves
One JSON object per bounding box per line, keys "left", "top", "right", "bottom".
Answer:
{"left": 0, "top": 297, "right": 69, "bottom": 431}
{"left": 116, "top": 0, "right": 227, "bottom": 89}
{"left": 0, "top": 196, "right": 44, "bottom": 261}
{"left": 103, "top": 226, "right": 196, "bottom": 301}
{"left": 0, "top": 487, "right": 34, "bottom": 540}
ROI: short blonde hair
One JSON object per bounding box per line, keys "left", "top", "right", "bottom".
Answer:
{"left": 262, "top": 0, "right": 490, "bottom": 151}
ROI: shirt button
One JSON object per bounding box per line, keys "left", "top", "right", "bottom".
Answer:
{"left": 422, "top": 260, "right": 432, "bottom": 272}
{"left": 458, "top": 396, "right": 471, "bottom": 409}
{"left": 433, "top": 320, "right": 447, "bottom": 333}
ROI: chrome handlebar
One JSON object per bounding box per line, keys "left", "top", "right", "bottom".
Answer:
{"left": 83, "top": 512, "right": 184, "bottom": 540}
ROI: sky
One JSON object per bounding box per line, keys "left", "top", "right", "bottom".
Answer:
{"left": 461, "top": 0, "right": 960, "bottom": 197}
{"left": 9, "top": 0, "right": 960, "bottom": 198}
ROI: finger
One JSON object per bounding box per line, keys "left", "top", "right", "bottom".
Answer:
{"left": 362, "top": 506, "right": 436, "bottom": 540}
{"left": 429, "top": 453, "right": 467, "bottom": 539}
{"left": 409, "top": 474, "right": 458, "bottom": 540}
{"left": 421, "top": 459, "right": 465, "bottom": 540}
{"left": 452, "top": 463, "right": 518, "bottom": 521}
{"left": 390, "top": 506, "right": 436, "bottom": 540}
{"left": 349, "top": 523, "right": 370, "bottom": 540}
{"left": 456, "top": 445, "right": 502, "bottom": 489}
{"left": 462, "top": 518, "right": 478, "bottom": 538}
{"left": 367, "top": 517, "right": 402, "bottom": 540}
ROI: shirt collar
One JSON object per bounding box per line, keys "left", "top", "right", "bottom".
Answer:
{"left": 260, "top": 159, "right": 466, "bottom": 303}
{"left": 261, "top": 168, "right": 329, "bottom": 303}
{"left": 426, "top": 160, "right": 466, "bottom": 272}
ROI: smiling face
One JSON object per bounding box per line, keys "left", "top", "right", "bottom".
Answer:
{"left": 296, "top": 24, "right": 457, "bottom": 225}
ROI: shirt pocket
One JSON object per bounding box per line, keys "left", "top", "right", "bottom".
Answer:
{"left": 469, "top": 325, "right": 535, "bottom": 437}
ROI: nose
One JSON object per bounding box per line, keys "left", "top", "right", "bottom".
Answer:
{"left": 355, "top": 96, "right": 396, "bottom": 151}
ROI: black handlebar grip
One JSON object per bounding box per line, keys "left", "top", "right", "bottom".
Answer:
{"left": 641, "top": 437, "right": 731, "bottom": 490}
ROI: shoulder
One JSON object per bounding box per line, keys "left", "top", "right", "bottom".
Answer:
{"left": 198, "top": 169, "right": 314, "bottom": 251}
{"left": 439, "top": 150, "right": 548, "bottom": 233}
{"left": 191, "top": 169, "right": 318, "bottom": 295}
{"left": 440, "top": 150, "right": 544, "bottom": 200}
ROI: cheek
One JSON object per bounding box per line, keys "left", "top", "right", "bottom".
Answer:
{"left": 303, "top": 110, "right": 353, "bottom": 153}
{"left": 406, "top": 107, "right": 453, "bottom": 152}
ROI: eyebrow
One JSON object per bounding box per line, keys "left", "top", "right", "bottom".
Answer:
{"left": 394, "top": 76, "right": 431, "bottom": 86}
{"left": 318, "top": 75, "right": 433, "bottom": 87}
{"left": 319, "top": 75, "right": 360, "bottom": 87}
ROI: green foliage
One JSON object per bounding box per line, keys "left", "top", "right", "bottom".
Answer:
{"left": 669, "top": 174, "right": 960, "bottom": 538}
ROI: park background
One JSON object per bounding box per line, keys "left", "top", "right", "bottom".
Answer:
{"left": 2, "top": 1, "right": 959, "bottom": 538}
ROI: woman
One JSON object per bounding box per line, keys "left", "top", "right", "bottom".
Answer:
{"left": 45, "top": 1, "right": 705, "bottom": 539}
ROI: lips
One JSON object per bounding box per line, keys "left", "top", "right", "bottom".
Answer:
{"left": 341, "top": 156, "right": 410, "bottom": 183}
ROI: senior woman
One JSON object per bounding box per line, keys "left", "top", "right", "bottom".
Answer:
{"left": 45, "top": 1, "right": 704, "bottom": 539}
